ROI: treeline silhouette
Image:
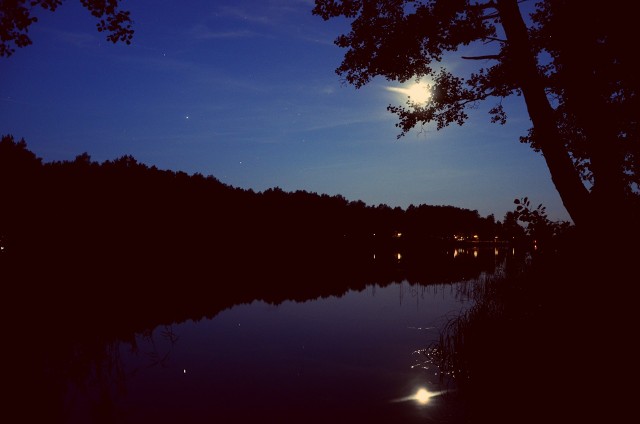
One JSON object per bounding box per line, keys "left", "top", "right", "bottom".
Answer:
{"left": 1, "top": 134, "right": 510, "bottom": 335}
{"left": 1, "top": 134, "right": 504, "bottom": 262}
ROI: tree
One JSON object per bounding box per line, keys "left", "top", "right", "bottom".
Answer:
{"left": 513, "top": 196, "right": 570, "bottom": 248}
{"left": 0, "top": 0, "right": 133, "bottom": 57}
{"left": 313, "top": 0, "right": 638, "bottom": 237}
{"left": 0, "top": 134, "right": 42, "bottom": 171}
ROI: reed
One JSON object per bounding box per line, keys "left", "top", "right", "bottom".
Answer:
{"left": 423, "top": 255, "right": 568, "bottom": 422}
{"left": 424, "top": 245, "right": 636, "bottom": 423}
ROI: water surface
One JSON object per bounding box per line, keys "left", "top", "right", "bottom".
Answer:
{"left": 64, "top": 280, "right": 481, "bottom": 423}
{"left": 10, "top": 245, "right": 512, "bottom": 423}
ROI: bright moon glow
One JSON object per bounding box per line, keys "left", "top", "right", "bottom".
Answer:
{"left": 386, "top": 81, "right": 432, "bottom": 104}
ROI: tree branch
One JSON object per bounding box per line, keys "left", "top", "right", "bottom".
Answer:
{"left": 471, "top": 1, "right": 498, "bottom": 10}
{"left": 480, "top": 11, "right": 501, "bottom": 20}
{"left": 461, "top": 54, "right": 501, "bottom": 60}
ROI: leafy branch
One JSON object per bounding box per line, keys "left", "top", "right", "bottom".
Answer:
{"left": 513, "top": 197, "right": 570, "bottom": 245}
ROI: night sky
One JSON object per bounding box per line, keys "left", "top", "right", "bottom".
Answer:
{"left": 0, "top": 0, "right": 570, "bottom": 222}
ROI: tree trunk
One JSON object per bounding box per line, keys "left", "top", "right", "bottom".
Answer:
{"left": 555, "top": 13, "right": 630, "bottom": 232}
{"left": 496, "top": 0, "right": 594, "bottom": 228}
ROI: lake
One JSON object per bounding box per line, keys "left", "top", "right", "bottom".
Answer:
{"left": 9, "top": 245, "right": 514, "bottom": 423}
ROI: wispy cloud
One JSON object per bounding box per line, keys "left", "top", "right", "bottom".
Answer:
{"left": 217, "top": 5, "right": 274, "bottom": 25}
{"left": 321, "top": 85, "right": 335, "bottom": 95}
{"left": 40, "top": 27, "right": 97, "bottom": 48}
{"left": 385, "top": 86, "right": 412, "bottom": 96}
{"left": 190, "top": 24, "right": 256, "bottom": 40}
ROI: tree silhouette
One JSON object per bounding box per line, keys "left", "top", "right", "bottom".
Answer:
{"left": 0, "top": 0, "right": 133, "bottom": 57}
{"left": 313, "top": 0, "right": 638, "bottom": 237}
{"left": 1, "top": 136, "right": 506, "bottom": 261}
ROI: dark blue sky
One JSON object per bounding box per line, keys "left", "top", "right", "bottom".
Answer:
{"left": 0, "top": 0, "right": 570, "bottom": 222}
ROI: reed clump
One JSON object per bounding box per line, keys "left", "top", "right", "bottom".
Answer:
{"left": 426, "top": 244, "right": 635, "bottom": 423}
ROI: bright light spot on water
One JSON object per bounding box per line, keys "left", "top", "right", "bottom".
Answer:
{"left": 391, "top": 387, "right": 443, "bottom": 405}
{"left": 415, "top": 388, "right": 433, "bottom": 404}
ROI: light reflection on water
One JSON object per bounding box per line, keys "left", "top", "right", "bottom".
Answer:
{"left": 391, "top": 387, "right": 446, "bottom": 405}
{"left": 63, "top": 280, "right": 477, "bottom": 423}
{"left": 57, "top": 247, "right": 513, "bottom": 423}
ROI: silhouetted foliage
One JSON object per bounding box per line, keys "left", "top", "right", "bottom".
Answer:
{"left": 313, "top": 0, "right": 639, "bottom": 237}
{"left": 0, "top": 135, "right": 505, "bottom": 263}
{"left": 426, "top": 220, "right": 635, "bottom": 424}
{"left": 0, "top": 0, "right": 133, "bottom": 57}
{"left": 512, "top": 196, "right": 571, "bottom": 249}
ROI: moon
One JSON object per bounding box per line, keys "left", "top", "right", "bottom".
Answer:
{"left": 386, "top": 80, "right": 432, "bottom": 105}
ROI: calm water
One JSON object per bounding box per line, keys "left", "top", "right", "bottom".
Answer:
{"left": 15, "top": 246, "right": 513, "bottom": 423}
{"left": 66, "top": 281, "right": 476, "bottom": 423}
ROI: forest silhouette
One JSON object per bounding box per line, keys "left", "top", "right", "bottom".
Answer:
{"left": 0, "top": 134, "right": 505, "bottom": 258}
{"left": 1, "top": 134, "right": 515, "bottom": 335}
